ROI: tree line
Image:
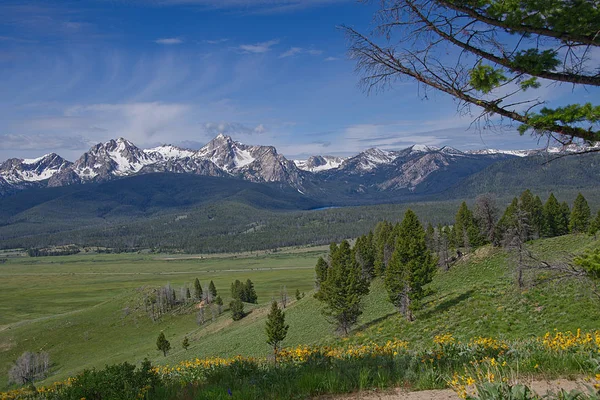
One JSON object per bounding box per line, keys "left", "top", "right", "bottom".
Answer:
{"left": 314, "top": 191, "right": 600, "bottom": 333}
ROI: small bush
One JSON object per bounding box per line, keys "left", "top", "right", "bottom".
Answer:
{"left": 53, "top": 360, "right": 161, "bottom": 400}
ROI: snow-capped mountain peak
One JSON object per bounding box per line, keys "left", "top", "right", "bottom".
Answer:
{"left": 338, "top": 147, "right": 400, "bottom": 172}
{"left": 0, "top": 153, "right": 72, "bottom": 184}
{"left": 294, "top": 155, "right": 346, "bottom": 172}
{"left": 2, "top": 135, "right": 599, "bottom": 197}
{"left": 144, "top": 145, "right": 196, "bottom": 160}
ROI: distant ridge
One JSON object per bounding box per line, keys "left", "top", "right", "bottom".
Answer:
{"left": 1, "top": 134, "right": 598, "bottom": 197}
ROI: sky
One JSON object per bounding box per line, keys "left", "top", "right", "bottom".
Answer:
{"left": 0, "top": 0, "right": 597, "bottom": 162}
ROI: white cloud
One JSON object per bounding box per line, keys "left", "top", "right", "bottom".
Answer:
{"left": 0, "top": 133, "right": 91, "bottom": 152}
{"left": 146, "top": 0, "right": 351, "bottom": 14}
{"left": 65, "top": 102, "right": 190, "bottom": 143}
{"left": 279, "top": 47, "right": 303, "bottom": 58}
{"left": 155, "top": 37, "right": 183, "bottom": 45}
{"left": 203, "top": 121, "right": 266, "bottom": 136}
{"left": 324, "top": 56, "right": 339, "bottom": 61}
{"left": 279, "top": 47, "right": 322, "bottom": 58}
{"left": 203, "top": 38, "right": 229, "bottom": 44}
{"left": 238, "top": 39, "right": 280, "bottom": 53}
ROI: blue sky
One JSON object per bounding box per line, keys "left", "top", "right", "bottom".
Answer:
{"left": 0, "top": 0, "right": 596, "bottom": 162}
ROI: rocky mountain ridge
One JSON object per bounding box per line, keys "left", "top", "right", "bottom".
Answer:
{"left": 1, "top": 134, "right": 596, "bottom": 197}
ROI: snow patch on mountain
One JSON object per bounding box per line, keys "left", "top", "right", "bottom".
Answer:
{"left": 145, "top": 145, "right": 195, "bottom": 160}
{"left": 467, "top": 149, "right": 531, "bottom": 157}
{"left": 294, "top": 155, "right": 346, "bottom": 172}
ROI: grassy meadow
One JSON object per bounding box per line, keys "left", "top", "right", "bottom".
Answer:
{"left": 0, "top": 248, "right": 325, "bottom": 390}
{"left": 0, "top": 234, "right": 599, "bottom": 395}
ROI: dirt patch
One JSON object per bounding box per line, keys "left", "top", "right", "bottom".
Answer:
{"left": 0, "top": 339, "right": 15, "bottom": 352}
{"left": 321, "top": 379, "right": 590, "bottom": 399}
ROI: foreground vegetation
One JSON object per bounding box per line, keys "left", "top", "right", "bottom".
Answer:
{"left": 2, "top": 329, "right": 599, "bottom": 399}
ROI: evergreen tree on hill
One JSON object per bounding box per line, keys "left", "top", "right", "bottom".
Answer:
{"left": 230, "top": 298, "right": 245, "bottom": 321}
{"left": 385, "top": 209, "right": 437, "bottom": 321}
{"left": 208, "top": 281, "right": 217, "bottom": 298}
{"left": 454, "top": 202, "right": 484, "bottom": 249}
{"left": 589, "top": 210, "right": 600, "bottom": 237}
{"left": 474, "top": 194, "right": 499, "bottom": 244}
{"left": 519, "top": 189, "right": 543, "bottom": 239}
{"left": 319, "top": 240, "right": 369, "bottom": 335}
{"left": 265, "top": 301, "right": 289, "bottom": 356}
{"left": 156, "top": 332, "right": 171, "bottom": 357}
{"left": 570, "top": 193, "right": 591, "bottom": 233}
{"left": 496, "top": 197, "right": 519, "bottom": 244}
{"left": 194, "top": 278, "right": 202, "bottom": 301}
{"left": 314, "top": 256, "right": 329, "bottom": 293}
{"left": 559, "top": 201, "right": 571, "bottom": 235}
{"left": 373, "top": 221, "right": 393, "bottom": 276}
{"left": 543, "top": 193, "right": 563, "bottom": 237}
{"left": 244, "top": 279, "right": 258, "bottom": 304}
{"left": 353, "top": 233, "right": 375, "bottom": 280}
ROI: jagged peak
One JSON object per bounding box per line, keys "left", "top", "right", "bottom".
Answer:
{"left": 21, "top": 153, "right": 63, "bottom": 164}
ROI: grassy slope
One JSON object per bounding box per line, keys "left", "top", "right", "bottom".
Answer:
{"left": 1, "top": 235, "right": 599, "bottom": 391}
{"left": 350, "top": 234, "right": 600, "bottom": 347}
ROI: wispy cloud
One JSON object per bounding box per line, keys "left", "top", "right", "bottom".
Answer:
{"left": 139, "top": 0, "right": 351, "bottom": 14}
{"left": 65, "top": 102, "right": 191, "bottom": 143}
{"left": 0, "top": 133, "right": 91, "bottom": 152}
{"left": 324, "top": 56, "right": 339, "bottom": 61}
{"left": 203, "top": 121, "right": 266, "bottom": 136}
{"left": 203, "top": 38, "right": 229, "bottom": 44}
{"left": 0, "top": 36, "right": 37, "bottom": 43}
{"left": 238, "top": 39, "right": 280, "bottom": 53}
{"left": 155, "top": 37, "right": 183, "bottom": 45}
{"left": 279, "top": 47, "right": 323, "bottom": 58}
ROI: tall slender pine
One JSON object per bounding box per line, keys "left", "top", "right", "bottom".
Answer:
{"left": 384, "top": 209, "right": 437, "bottom": 321}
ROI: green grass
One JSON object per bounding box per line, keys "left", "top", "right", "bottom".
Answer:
{"left": 0, "top": 234, "right": 599, "bottom": 392}
{"left": 349, "top": 234, "right": 600, "bottom": 347}
{"left": 0, "top": 249, "right": 325, "bottom": 389}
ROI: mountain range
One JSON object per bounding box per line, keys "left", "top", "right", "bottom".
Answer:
{"left": 0, "top": 134, "right": 597, "bottom": 200}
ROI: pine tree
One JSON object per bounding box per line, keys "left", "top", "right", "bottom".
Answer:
{"left": 194, "top": 278, "right": 202, "bottom": 300}
{"left": 519, "top": 189, "right": 542, "bottom": 239}
{"left": 314, "top": 256, "right": 329, "bottom": 293}
{"left": 245, "top": 279, "right": 258, "bottom": 304}
{"left": 570, "top": 193, "right": 591, "bottom": 233}
{"left": 353, "top": 233, "right": 375, "bottom": 280}
{"left": 215, "top": 295, "right": 223, "bottom": 314}
{"left": 373, "top": 221, "right": 393, "bottom": 276}
{"left": 589, "top": 210, "right": 600, "bottom": 237}
{"left": 156, "top": 332, "right": 171, "bottom": 356}
{"left": 231, "top": 280, "right": 243, "bottom": 300}
{"left": 543, "top": 193, "right": 563, "bottom": 237}
{"left": 384, "top": 209, "right": 437, "bottom": 321}
{"left": 474, "top": 193, "right": 499, "bottom": 243}
{"left": 182, "top": 336, "right": 190, "bottom": 350}
{"left": 319, "top": 240, "right": 369, "bottom": 335}
{"left": 559, "top": 201, "right": 571, "bottom": 235}
{"left": 265, "top": 301, "right": 289, "bottom": 355}
{"left": 533, "top": 195, "right": 544, "bottom": 237}
{"left": 425, "top": 223, "right": 435, "bottom": 252}
{"left": 454, "top": 202, "right": 484, "bottom": 249}
{"left": 186, "top": 288, "right": 191, "bottom": 301}
{"left": 295, "top": 288, "right": 301, "bottom": 301}
{"left": 208, "top": 281, "right": 217, "bottom": 298}
{"left": 496, "top": 197, "right": 519, "bottom": 243}
{"left": 230, "top": 298, "right": 245, "bottom": 321}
